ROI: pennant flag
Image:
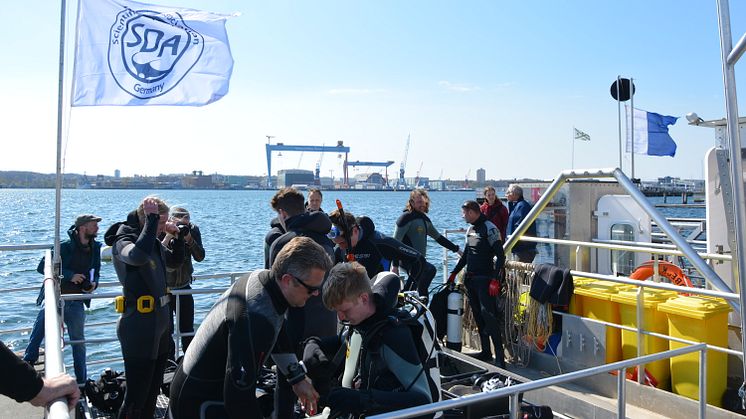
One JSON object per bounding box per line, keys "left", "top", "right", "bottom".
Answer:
{"left": 72, "top": 0, "right": 236, "bottom": 106}
{"left": 625, "top": 107, "right": 678, "bottom": 157}
{"left": 574, "top": 127, "right": 591, "bottom": 141}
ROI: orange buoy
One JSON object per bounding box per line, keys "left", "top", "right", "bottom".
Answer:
{"left": 629, "top": 260, "right": 693, "bottom": 288}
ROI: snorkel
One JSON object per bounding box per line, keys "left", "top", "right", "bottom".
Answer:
{"left": 335, "top": 199, "right": 356, "bottom": 262}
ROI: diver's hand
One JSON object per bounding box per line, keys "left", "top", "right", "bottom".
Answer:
{"left": 292, "top": 378, "right": 319, "bottom": 416}
{"left": 327, "top": 387, "right": 366, "bottom": 418}
{"left": 29, "top": 373, "right": 80, "bottom": 411}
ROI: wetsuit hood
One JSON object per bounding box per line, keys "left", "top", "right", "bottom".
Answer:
{"left": 104, "top": 210, "right": 140, "bottom": 246}
{"left": 355, "top": 272, "right": 401, "bottom": 331}
{"left": 285, "top": 211, "right": 332, "bottom": 235}
{"left": 395, "top": 210, "right": 431, "bottom": 228}
{"left": 356, "top": 216, "right": 376, "bottom": 241}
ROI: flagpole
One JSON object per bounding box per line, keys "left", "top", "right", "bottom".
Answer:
{"left": 571, "top": 127, "right": 575, "bottom": 169}
{"left": 616, "top": 76, "right": 622, "bottom": 170}
{"left": 53, "top": 0, "right": 69, "bottom": 271}
{"left": 630, "top": 77, "right": 635, "bottom": 180}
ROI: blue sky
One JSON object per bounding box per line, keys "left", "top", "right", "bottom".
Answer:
{"left": 1, "top": 0, "right": 744, "bottom": 181}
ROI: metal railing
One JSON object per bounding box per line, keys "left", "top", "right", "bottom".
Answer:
{"left": 370, "top": 344, "right": 709, "bottom": 419}
{"left": 41, "top": 249, "right": 70, "bottom": 418}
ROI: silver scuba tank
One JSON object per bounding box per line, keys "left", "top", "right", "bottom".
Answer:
{"left": 446, "top": 285, "right": 463, "bottom": 351}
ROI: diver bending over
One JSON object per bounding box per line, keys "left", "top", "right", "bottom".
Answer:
{"left": 303, "top": 262, "right": 434, "bottom": 419}
{"left": 168, "top": 237, "right": 332, "bottom": 419}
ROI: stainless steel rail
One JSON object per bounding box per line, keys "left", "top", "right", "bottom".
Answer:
{"left": 369, "top": 344, "right": 708, "bottom": 419}
{"left": 42, "top": 249, "right": 70, "bottom": 418}
{"left": 502, "top": 168, "right": 739, "bottom": 311}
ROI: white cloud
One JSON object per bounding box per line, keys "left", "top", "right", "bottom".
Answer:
{"left": 438, "top": 80, "right": 479, "bottom": 92}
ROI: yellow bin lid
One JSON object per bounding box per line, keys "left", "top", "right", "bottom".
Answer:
{"left": 573, "top": 279, "right": 630, "bottom": 301}
{"left": 609, "top": 287, "right": 677, "bottom": 308}
{"left": 657, "top": 295, "right": 732, "bottom": 320}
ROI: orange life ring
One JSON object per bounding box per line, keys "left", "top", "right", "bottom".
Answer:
{"left": 629, "top": 260, "right": 693, "bottom": 288}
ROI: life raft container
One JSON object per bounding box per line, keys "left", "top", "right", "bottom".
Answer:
{"left": 629, "top": 260, "right": 693, "bottom": 288}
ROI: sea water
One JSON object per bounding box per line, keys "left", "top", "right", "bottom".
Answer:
{"left": 0, "top": 188, "right": 702, "bottom": 372}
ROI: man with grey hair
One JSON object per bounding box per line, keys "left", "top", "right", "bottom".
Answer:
{"left": 506, "top": 184, "right": 538, "bottom": 263}
{"left": 169, "top": 237, "right": 332, "bottom": 419}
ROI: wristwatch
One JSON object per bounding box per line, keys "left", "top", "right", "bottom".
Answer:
{"left": 286, "top": 361, "right": 307, "bottom": 385}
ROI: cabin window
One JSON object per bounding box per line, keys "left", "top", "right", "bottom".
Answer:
{"left": 610, "top": 223, "right": 635, "bottom": 275}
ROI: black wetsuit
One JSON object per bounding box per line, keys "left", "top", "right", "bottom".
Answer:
{"left": 307, "top": 274, "right": 433, "bottom": 418}
{"left": 169, "top": 270, "right": 303, "bottom": 419}
{"left": 267, "top": 211, "right": 336, "bottom": 419}
{"left": 1, "top": 340, "right": 42, "bottom": 403}
{"left": 104, "top": 211, "right": 184, "bottom": 419}
{"left": 334, "top": 216, "right": 436, "bottom": 296}
{"left": 263, "top": 217, "right": 285, "bottom": 269}
{"left": 451, "top": 214, "right": 506, "bottom": 366}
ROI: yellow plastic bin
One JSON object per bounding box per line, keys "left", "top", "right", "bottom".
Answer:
{"left": 657, "top": 296, "right": 731, "bottom": 407}
{"left": 569, "top": 277, "right": 592, "bottom": 316}
{"left": 572, "top": 280, "right": 630, "bottom": 363}
{"left": 610, "top": 287, "right": 677, "bottom": 389}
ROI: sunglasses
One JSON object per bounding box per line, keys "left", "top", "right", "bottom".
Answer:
{"left": 290, "top": 274, "right": 321, "bottom": 294}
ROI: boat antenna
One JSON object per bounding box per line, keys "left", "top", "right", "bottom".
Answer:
{"left": 335, "top": 199, "right": 356, "bottom": 262}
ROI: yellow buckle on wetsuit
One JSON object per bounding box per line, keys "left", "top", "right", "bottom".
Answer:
{"left": 114, "top": 296, "right": 125, "bottom": 313}
{"left": 137, "top": 295, "right": 155, "bottom": 313}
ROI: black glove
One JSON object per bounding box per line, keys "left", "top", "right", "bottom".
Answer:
{"left": 302, "top": 337, "right": 330, "bottom": 378}
{"left": 327, "top": 387, "right": 368, "bottom": 418}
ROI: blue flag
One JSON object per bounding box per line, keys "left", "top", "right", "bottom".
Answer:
{"left": 626, "top": 107, "right": 678, "bottom": 157}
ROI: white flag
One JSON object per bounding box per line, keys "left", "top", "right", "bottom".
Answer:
{"left": 573, "top": 127, "right": 590, "bottom": 141}
{"left": 72, "top": 0, "right": 236, "bottom": 106}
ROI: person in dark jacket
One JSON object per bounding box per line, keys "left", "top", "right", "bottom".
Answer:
{"left": 329, "top": 210, "right": 436, "bottom": 298}
{"left": 393, "top": 188, "right": 460, "bottom": 271}
{"left": 480, "top": 186, "right": 509, "bottom": 241}
{"left": 161, "top": 206, "right": 205, "bottom": 356}
{"left": 267, "top": 187, "right": 336, "bottom": 419}
{"left": 264, "top": 216, "right": 285, "bottom": 269}
{"left": 104, "top": 196, "right": 185, "bottom": 419}
{"left": 310, "top": 262, "right": 433, "bottom": 418}
{"left": 506, "top": 184, "right": 538, "bottom": 263}
{"left": 24, "top": 214, "right": 102, "bottom": 385}
{"left": 2, "top": 340, "right": 79, "bottom": 410}
{"left": 448, "top": 200, "right": 506, "bottom": 367}
{"left": 169, "top": 237, "right": 331, "bottom": 419}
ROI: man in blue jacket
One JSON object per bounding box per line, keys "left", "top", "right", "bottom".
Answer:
{"left": 506, "top": 184, "right": 538, "bottom": 263}
{"left": 24, "top": 214, "right": 102, "bottom": 385}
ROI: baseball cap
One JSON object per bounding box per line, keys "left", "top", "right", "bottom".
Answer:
{"left": 75, "top": 214, "right": 102, "bottom": 227}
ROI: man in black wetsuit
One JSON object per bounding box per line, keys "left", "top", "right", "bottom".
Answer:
{"left": 448, "top": 200, "right": 506, "bottom": 367}
{"left": 168, "top": 237, "right": 332, "bottom": 419}
{"left": 104, "top": 196, "right": 185, "bottom": 419}
{"left": 328, "top": 210, "right": 436, "bottom": 298}
{"left": 308, "top": 262, "right": 433, "bottom": 418}
{"left": 267, "top": 187, "right": 336, "bottom": 419}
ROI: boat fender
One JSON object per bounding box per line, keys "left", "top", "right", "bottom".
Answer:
{"left": 446, "top": 285, "right": 463, "bottom": 351}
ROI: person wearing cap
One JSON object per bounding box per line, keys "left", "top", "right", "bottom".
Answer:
{"left": 160, "top": 206, "right": 205, "bottom": 357}
{"left": 447, "top": 200, "right": 506, "bottom": 367}
{"left": 506, "top": 184, "right": 538, "bottom": 263}
{"left": 24, "top": 214, "right": 103, "bottom": 385}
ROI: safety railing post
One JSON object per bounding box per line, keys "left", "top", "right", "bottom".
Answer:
{"left": 509, "top": 393, "right": 520, "bottom": 419}
{"left": 617, "top": 368, "right": 626, "bottom": 419}
{"left": 699, "top": 347, "right": 707, "bottom": 419}
{"left": 175, "top": 293, "right": 181, "bottom": 357}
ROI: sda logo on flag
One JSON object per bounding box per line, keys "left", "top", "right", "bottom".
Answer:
{"left": 108, "top": 8, "right": 204, "bottom": 99}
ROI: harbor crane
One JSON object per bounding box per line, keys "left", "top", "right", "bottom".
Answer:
{"left": 265, "top": 140, "right": 350, "bottom": 188}
{"left": 414, "top": 162, "right": 424, "bottom": 188}
{"left": 397, "top": 134, "right": 410, "bottom": 189}
{"left": 314, "top": 149, "right": 324, "bottom": 185}
{"left": 344, "top": 160, "right": 396, "bottom": 187}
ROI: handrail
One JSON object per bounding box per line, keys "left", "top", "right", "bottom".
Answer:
{"left": 502, "top": 168, "right": 739, "bottom": 311}
{"left": 370, "top": 343, "right": 708, "bottom": 419}
{"left": 42, "top": 249, "right": 70, "bottom": 418}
